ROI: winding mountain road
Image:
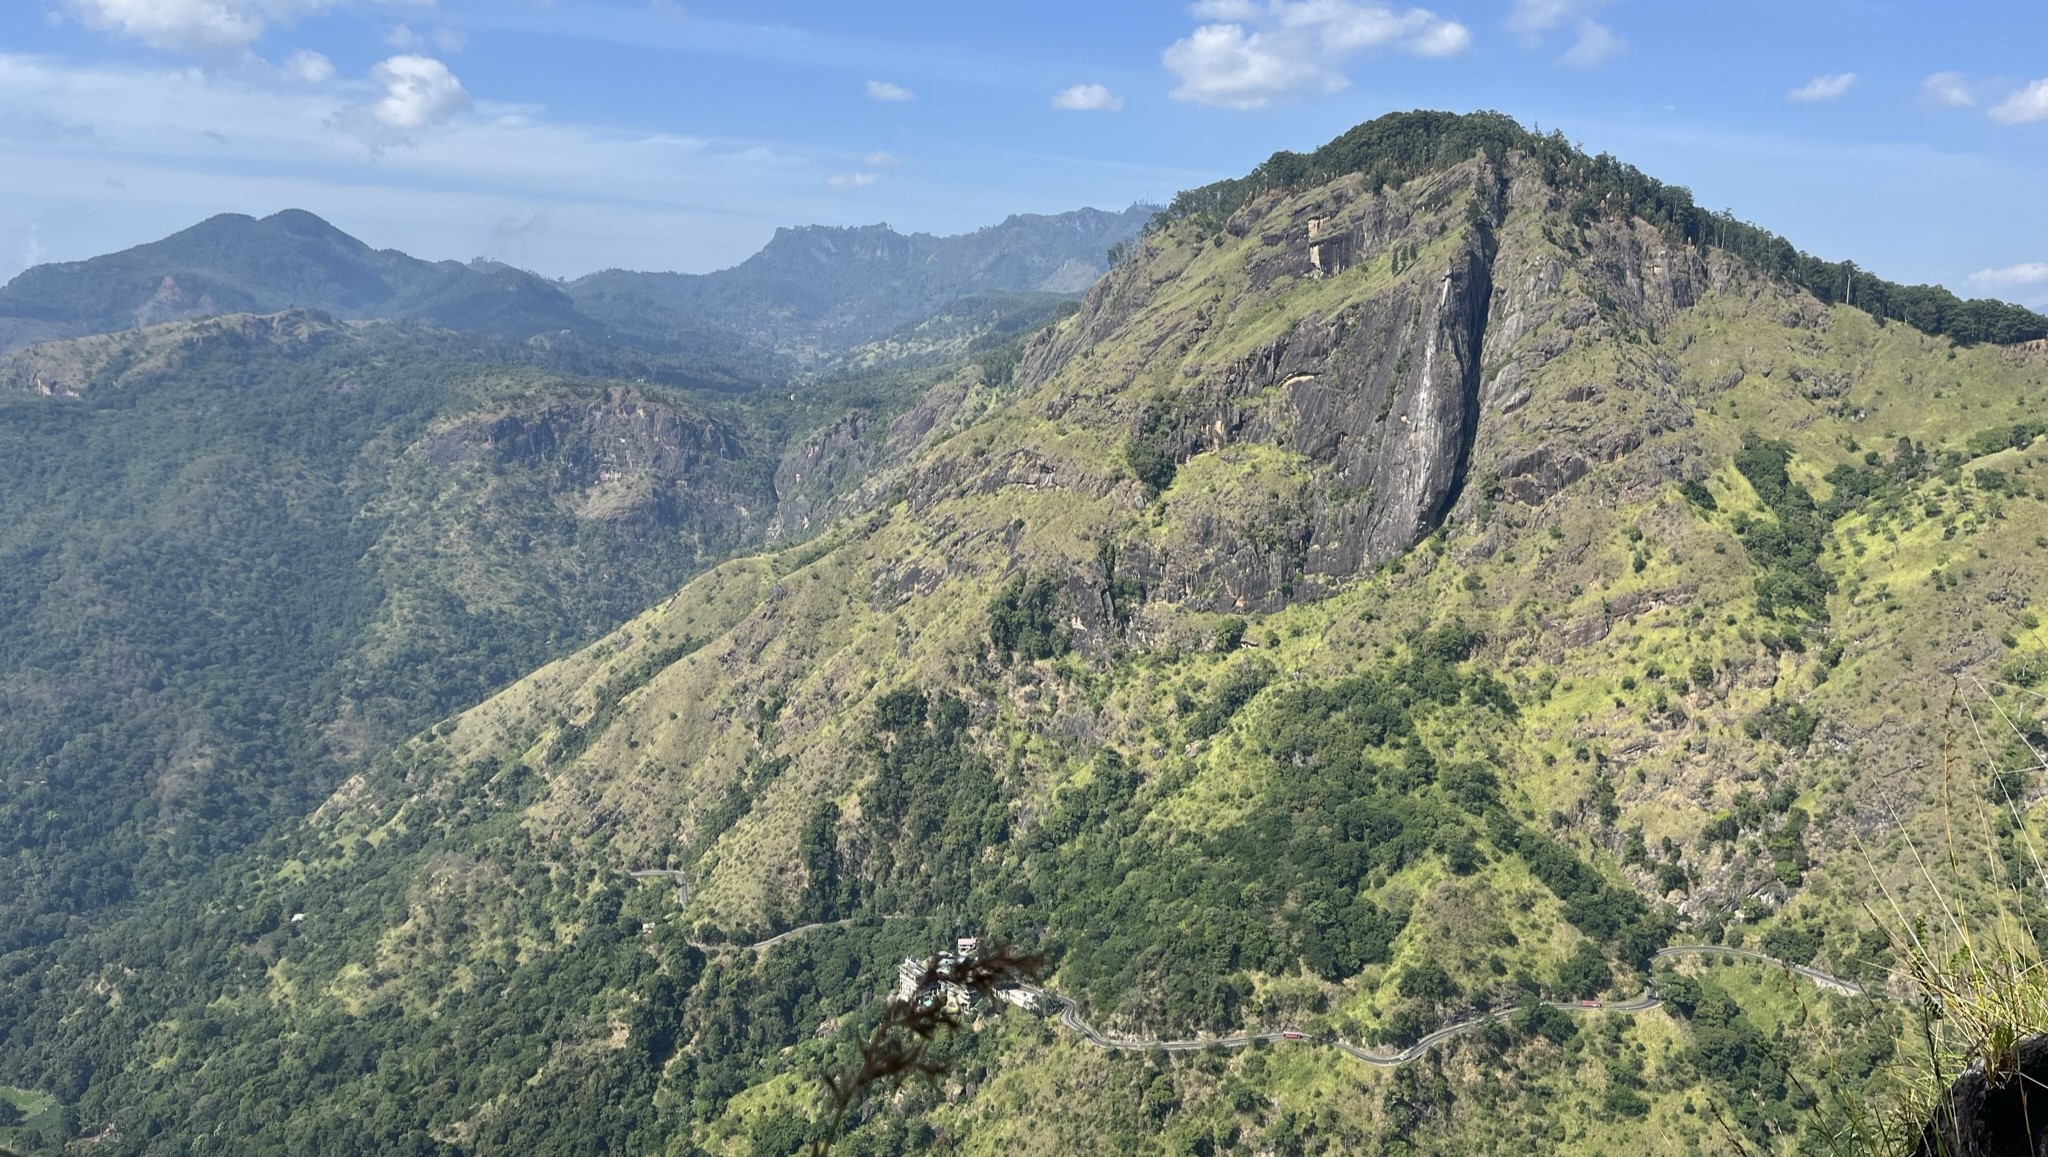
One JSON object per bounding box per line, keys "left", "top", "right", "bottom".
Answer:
{"left": 1023, "top": 944, "right": 1876, "bottom": 1069}
{"left": 1653, "top": 944, "right": 1867, "bottom": 998}
{"left": 746, "top": 920, "right": 858, "bottom": 951}
{"left": 618, "top": 871, "right": 1879, "bottom": 1066}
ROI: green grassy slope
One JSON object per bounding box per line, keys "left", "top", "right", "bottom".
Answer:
{"left": 3, "top": 113, "right": 2047, "bottom": 1155}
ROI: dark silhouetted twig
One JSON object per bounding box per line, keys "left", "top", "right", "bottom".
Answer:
{"left": 809, "top": 943, "right": 1046, "bottom": 1156}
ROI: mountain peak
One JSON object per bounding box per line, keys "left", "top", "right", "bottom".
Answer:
{"left": 261, "top": 208, "right": 356, "bottom": 240}
{"left": 1165, "top": 108, "right": 2046, "bottom": 347}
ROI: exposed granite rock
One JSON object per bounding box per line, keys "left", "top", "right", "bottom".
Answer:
{"left": 767, "top": 373, "right": 984, "bottom": 541}
{"left": 1001, "top": 151, "right": 1730, "bottom": 619}
{"left": 1915, "top": 1035, "right": 2048, "bottom": 1157}
{"left": 415, "top": 386, "right": 763, "bottom": 536}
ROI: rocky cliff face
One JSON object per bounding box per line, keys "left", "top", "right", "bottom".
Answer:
{"left": 765, "top": 371, "right": 993, "bottom": 542}
{"left": 977, "top": 154, "right": 1718, "bottom": 621}
{"left": 417, "top": 387, "right": 760, "bottom": 531}
{"left": 0, "top": 310, "right": 350, "bottom": 396}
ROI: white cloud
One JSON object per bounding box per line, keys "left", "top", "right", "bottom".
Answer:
{"left": 282, "top": 48, "right": 333, "bottom": 83}
{"left": 370, "top": 55, "right": 468, "bottom": 129}
{"left": 1508, "top": 0, "right": 1589, "bottom": 35}
{"left": 384, "top": 22, "right": 463, "bottom": 53}
{"left": 1556, "top": 18, "right": 1623, "bottom": 68}
{"left": 1921, "top": 71, "right": 1975, "bottom": 109}
{"left": 1507, "top": 0, "right": 1623, "bottom": 67}
{"left": 863, "top": 150, "right": 899, "bottom": 167}
{"left": 1788, "top": 72, "right": 1857, "bottom": 102}
{"left": 1991, "top": 79, "right": 2048, "bottom": 125}
{"left": 0, "top": 51, "right": 905, "bottom": 276}
{"left": 827, "top": 171, "right": 878, "bottom": 190}
{"left": 1163, "top": 0, "right": 1470, "bottom": 110}
{"left": 1406, "top": 21, "right": 1470, "bottom": 57}
{"left": 1971, "top": 262, "right": 2048, "bottom": 288}
{"left": 865, "top": 79, "right": 914, "bottom": 102}
{"left": 1052, "top": 83, "right": 1123, "bottom": 111}
{"left": 62, "top": 0, "right": 339, "bottom": 55}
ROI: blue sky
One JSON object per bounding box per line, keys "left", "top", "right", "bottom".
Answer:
{"left": 2, "top": 0, "right": 2045, "bottom": 306}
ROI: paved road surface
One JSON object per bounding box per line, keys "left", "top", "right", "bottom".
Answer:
{"left": 1022, "top": 944, "right": 1876, "bottom": 1069}
{"left": 609, "top": 882, "right": 1879, "bottom": 1063}
{"left": 1653, "top": 944, "right": 1867, "bottom": 997}
{"left": 679, "top": 918, "right": 867, "bottom": 953}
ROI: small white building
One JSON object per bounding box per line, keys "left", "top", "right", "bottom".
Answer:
{"left": 896, "top": 953, "right": 971, "bottom": 1015}
{"left": 896, "top": 956, "right": 926, "bottom": 1003}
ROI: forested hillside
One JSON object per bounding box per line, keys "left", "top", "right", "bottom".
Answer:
{"left": 0, "top": 312, "right": 815, "bottom": 959}
{"left": 3, "top": 111, "right": 2048, "bottom": 1156}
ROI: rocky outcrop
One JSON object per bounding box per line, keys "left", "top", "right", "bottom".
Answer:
{"left": 1105, "top": 229, "right": 1496, "bottom": 613}
{"left": 132, "top": 274, "right": 221, "bottom": 328}
{"left": 415, "top": 387, "right": 765, "bottom": 536}
{"left": 420, "top": 388, "right": 744, "bottom": 481}
{"left": 1005, "top": 150, "right": 1727, "bottom": 618}
{"left": 768, "top": 373, "right": 985, "bottom": 541}
{"left": 1914, "top": 1034, "right": 2048, "bottom": 1157}
{"left": 0, "top": 310, "right": 347, "bottom": 396}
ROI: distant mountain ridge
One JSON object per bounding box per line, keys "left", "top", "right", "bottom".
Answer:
{"left": 0, "top": 204, "right": 1159, "bottom": 361}
{"left": 565, "top": 204, "right": 1159, "bottom": 358}
{"left": 0, "top": 209, "right": 604, "bottom": 352}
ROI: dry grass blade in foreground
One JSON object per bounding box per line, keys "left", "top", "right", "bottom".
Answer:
{"left": 809, "top": 944, "right": 1047, "bottom": 1156}
{"left": 1812, "top": 682, "right": 2048, "bottom": 1155}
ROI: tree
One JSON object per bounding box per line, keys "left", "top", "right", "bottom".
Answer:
{"left": 1555, "top": 940, "right": 1612, "bottom": 999}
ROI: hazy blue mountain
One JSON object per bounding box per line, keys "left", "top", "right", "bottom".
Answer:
{"left": 0, "top": 210, "right": 607, "bottom": 351}
{"left": 565, "top": 204, "right": 1159, "bottom": 357}
{"left": 0, "top": 205, "right": 1158, "bottom": 361}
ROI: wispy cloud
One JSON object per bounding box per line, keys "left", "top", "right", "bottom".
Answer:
{"left": 462, "top": 6, "right": 1052, "bottom": 93}
{"left": 827, "top": 171, "right": 879, "bottom": 190}
{"left": 0, "top": 51, "right": 868, "bottom": 275}
{"left": 1052, "top": 83, "right": 1123, "bottom": 112}
{"left": 1163, "top": 0, "right": 1470, "bottom": 110}
{"left": 1970, "top": 262, "right": 2048, "bottom": 305}
{"left": 1991, "top": 79, "right": 2048, "bottom": 125}
{"left": 1556, "top": 19, "right": 1623, "bottom": 68}
{"left": 1921, "top": 71, "right": 1975, "bottom": 109}
{"left": 1971, "top": 262, "right": 2048, "bottom": 288}
{"left": 1788, "top": 72, "right": 1857, "bottom": 102}
{"left": 282, "top": 49, "right": 333, "bottom": 84}
{"left": 866, "top": 79, "right": 914, "bottom": 102}
{"left": 61, "top": 0, "right": 336, "bottom": 55}
{"left": 863, "top": 150, "right": 899, "bottom": 168}
{"left": 62, "top": 0, "right": 433, "bottom": 58}
{"left": 1507, "top": 0, "right": 1625, "bottom": 68}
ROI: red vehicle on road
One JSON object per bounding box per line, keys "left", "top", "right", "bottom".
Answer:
{"left": 1281, "top": 1032, "right": 1305, "bottom": 1040}
{"left": 1579, "top": 1001, "right": 1600, "bottom": 1008}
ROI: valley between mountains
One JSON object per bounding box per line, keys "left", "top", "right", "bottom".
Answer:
{"left": 3, "top": 111, "right": 2048, "bottom": 1156}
